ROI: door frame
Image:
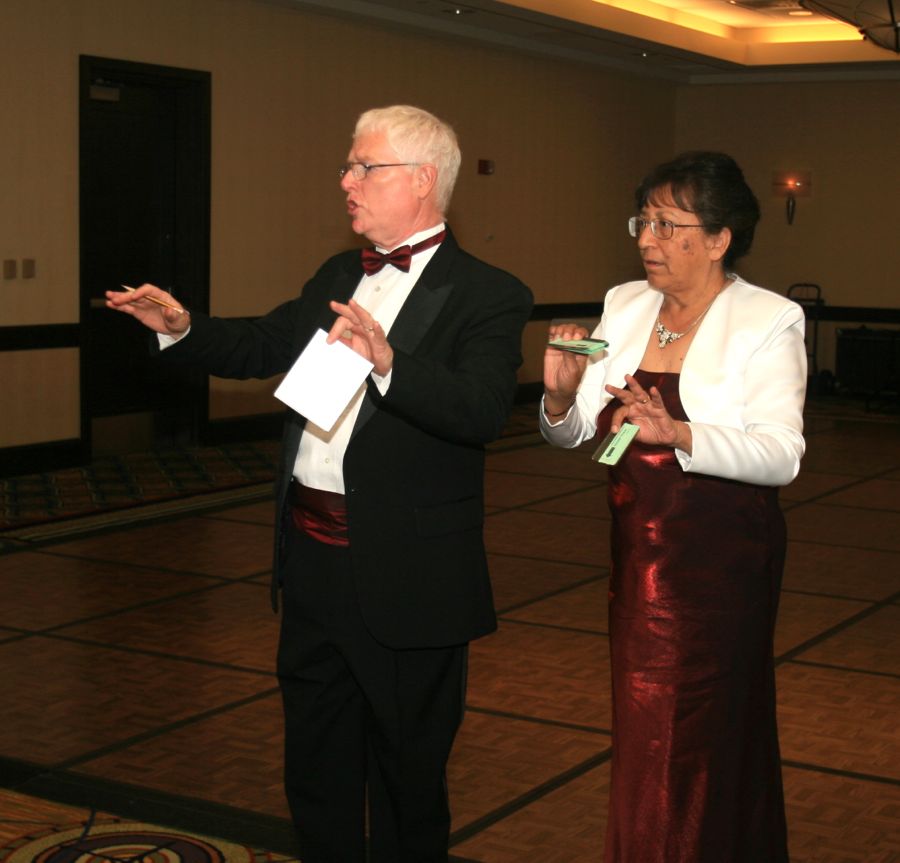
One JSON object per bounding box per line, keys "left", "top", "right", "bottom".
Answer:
{"left": 79, "top": 55, "right": 211, "bottom": 455}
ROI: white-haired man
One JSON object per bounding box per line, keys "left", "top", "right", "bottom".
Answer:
{"left": 107, "top": 105, "right": 533, "bottom": 862}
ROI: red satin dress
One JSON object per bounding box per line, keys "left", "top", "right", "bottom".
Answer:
{"left": 599, "top": 369, "right": 789, "bottom": 863}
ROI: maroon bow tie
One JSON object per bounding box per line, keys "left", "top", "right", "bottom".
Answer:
{"left": 361, "top": 230, "right": 446, "bottom": 276}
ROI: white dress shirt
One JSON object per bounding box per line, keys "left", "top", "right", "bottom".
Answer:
{"left": 293, "top": 223, "right": 446, "bottom": 493}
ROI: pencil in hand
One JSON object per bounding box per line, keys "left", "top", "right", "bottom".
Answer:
{"left": 119, "top": 285, "right": 186, "bottom": 315}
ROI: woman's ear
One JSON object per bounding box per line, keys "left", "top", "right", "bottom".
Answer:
{"left": 708, "top": 227, "right": 732, "bottom": 262}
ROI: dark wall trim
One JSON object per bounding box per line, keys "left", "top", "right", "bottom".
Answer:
{"left": 203, "top": 413, "right": 284, "bottom": 445}
{"left": 530, "top": 302, "right": 900, "bottom": 325}
{"left": 0, "top": 324, "right": 79, "bottom": 351}
{"left": 812, "top": 306, "right": 900, "bottom": 325}
{"left": 2, "top": 305, "right": 893, "bottom": 356}
{"left": 0, "top": 439, "right": 83, "bottom": 478}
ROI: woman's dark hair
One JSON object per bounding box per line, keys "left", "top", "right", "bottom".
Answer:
{"left": 635, "top": 151, "right": 760, "bottom": 269}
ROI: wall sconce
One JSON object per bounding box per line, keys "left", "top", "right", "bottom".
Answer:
{"left": 772, "top": 171, "right": 812, "bottom": 225}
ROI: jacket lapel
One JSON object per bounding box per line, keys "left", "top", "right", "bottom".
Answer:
{"left": 316, "top": 259, "right": 361, "bottom": 335}
{"left": 605, "top": 285, "right": 661, "bottom": 388}
{"left": 350, "top": 229, "right": 459, "bottom": 439}
{"left": 383, "top": 230, "right": 457, "bottom": 354}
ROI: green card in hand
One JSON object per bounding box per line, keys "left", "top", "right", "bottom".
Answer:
{"left": 592, "top": 422, "right": 639, "bottom": 465}
{"left": 548, "top": 337, "right": 608, "bottom": 355}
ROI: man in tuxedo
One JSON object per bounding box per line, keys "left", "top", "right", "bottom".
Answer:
{"left": 106, "top": 104, "right": 533, "bottom": 863}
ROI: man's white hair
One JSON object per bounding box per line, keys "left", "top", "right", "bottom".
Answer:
{"left": 354, "top": 105, "right": 461, "bottom": 213}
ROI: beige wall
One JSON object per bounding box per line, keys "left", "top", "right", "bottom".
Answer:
{"left": 0, "top": 0, "right": 667, "bottom": 439}
{"left": 0, "top": 350, "right": 80, "bottom": 447}
{"left": 674, "top": 79, "right": 900, "bottom": 307}
{"left": 1, "top": 0, "right": 896, "bottom": 449}
{"left": 674, "top": 78, "right": 900, "bottom": 376}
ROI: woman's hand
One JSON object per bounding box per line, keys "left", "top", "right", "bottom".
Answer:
{"left": 105, "top": 284, "right": 190, "bottom": 335}
{"left": 606, "top": 373, "right": 692, "bottom": 453}
{"left": 543, "top": 322, "right": 590, "bottom": 416}
{"left": 327, "top": 298, "right": 393, "bottom": 377}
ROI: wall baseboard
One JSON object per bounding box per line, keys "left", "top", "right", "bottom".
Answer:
{"left": 201, "top": 413, "right": 284, "bottom": 445}
{"left": 0, "top": 439, "right": 85, "bottom": 479}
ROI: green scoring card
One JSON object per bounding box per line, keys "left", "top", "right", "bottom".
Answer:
{"left": 592, "top": 422, "right": 639, "bottom": 466}
{"left": 547, "top": 337, "right": 608, "bottom": 355}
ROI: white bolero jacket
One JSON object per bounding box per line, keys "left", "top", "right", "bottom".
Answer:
{"left": 541, "top": 276, "right": 807, "bottom": 487}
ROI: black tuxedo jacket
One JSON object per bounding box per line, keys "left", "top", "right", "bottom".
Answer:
{"left": 161, "top": 229, "right": 533, "bottom": 649}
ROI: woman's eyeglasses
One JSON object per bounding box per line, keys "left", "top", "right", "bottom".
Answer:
{"left": 628, "top": 216, "right": 707, "bottom": 240}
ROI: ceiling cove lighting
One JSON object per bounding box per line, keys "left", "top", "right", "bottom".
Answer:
{"left": 800, "top": 0, "right": 900, "bottom": 52}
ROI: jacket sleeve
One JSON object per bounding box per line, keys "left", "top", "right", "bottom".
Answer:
{"left": 157, "top": 300, "right": 300, "bottom": 379}
{"left": 539, "top": 303, "right": 615, "bottom": 449}
{"left": 678, "top": 301, "right": 807, "bottom": 486}
{"left": 153, "top": 260, "right": 343, "bottom": 379}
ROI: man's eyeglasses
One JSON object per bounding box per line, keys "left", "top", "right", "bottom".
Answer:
{"left": 628, "top": 216, "right": 707, "bottom": 240}
{"left": 338, "top": 162, "right": 421, "bottom": 181}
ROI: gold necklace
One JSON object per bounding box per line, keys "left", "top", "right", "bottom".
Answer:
{"left": 655, "top": 291, "right": 720, "bottom": 349}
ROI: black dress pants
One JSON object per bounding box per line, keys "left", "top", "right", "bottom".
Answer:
{"left": 277, "top": 526, "right": 467, "bottom": 863}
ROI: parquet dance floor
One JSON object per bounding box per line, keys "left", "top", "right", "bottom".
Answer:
{"left": 1, "top": 401, "right": 898, "bottom": 862}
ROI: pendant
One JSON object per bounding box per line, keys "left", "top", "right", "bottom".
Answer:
{"left": 655, "top": 319, "right": 683, "bottom": 349}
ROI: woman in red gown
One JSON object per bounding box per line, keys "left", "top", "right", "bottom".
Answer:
{"left": 541, "top": 152, "right": 807, "bottom": 862}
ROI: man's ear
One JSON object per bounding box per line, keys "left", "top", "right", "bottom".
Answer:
{"left": 414, "top": 163, "right": 438, "bottom": 200}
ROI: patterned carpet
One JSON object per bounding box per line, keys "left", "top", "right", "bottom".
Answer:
{"left": 0, "top": 789, "right": 292, "bottom": 863}
{"left": 0, "top": 441, "right": 280, "bottom": 533}
{"left": 2, "top": 393, "right": 893, "bottom": 535}
{"left": 0, "top": 404, "right": 543, "bottom": 535}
